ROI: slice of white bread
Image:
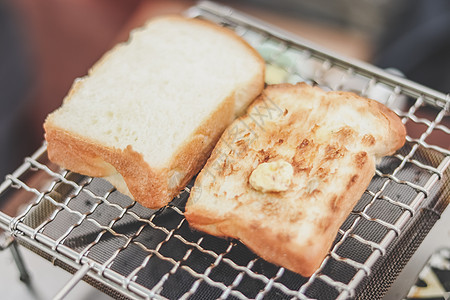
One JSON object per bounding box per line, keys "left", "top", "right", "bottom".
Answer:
{"left": 185, "top": 83, "right": 406, "bottom": 276}
{"left": 44, "top": 16, "right": 265, "bottom": 208}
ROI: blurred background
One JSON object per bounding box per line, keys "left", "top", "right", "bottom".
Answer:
{"left": 1, "top": 0, "right": 450, "bottom": 179}
{"left": 0, "top": 1, "right": 449, "bottom": 299}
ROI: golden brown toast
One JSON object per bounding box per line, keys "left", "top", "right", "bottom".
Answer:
{"left": 185, "top": 83, "right": 406, "bottom": 276}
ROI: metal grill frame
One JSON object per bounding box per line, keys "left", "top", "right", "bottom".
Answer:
{"left": 1, "top": 1, "right": 449, "bottom": 299}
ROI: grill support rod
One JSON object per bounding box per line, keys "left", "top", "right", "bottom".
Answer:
{"left": 9, "top": 240, "right": 31, "bottom": 284}
{"left": 53, "top": 262, "right": 92, "bottom": 300}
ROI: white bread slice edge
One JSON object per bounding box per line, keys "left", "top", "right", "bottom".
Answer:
{"left": 44, "top": 16, "right": 265, "bottom": 208}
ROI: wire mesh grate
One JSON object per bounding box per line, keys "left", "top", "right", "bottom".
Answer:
{"left": 0, "top": 2, "right": 449, "bottom": 299}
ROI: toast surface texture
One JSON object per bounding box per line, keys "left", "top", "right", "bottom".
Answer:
{"left": 44, "top": 16, "right": 265, "bottom": 208}
{"left": 185, "top": 83, "right": 406, "bottom": 276}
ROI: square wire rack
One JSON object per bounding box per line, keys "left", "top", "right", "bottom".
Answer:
{"left": 0, "top": 1, "right": 449, "bottom": 299}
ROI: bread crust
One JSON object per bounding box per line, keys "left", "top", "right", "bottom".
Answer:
{"left": 44, "top": 15, "right": 265, "bottom": 209}
{"left": 44, "top": 123, "right": 167, "bottom": 205}
{"left": 45, "top": 91, "right": 241, "bottom": 208}
{"left": 185, "top": 82, "right": 406, "bottom": 276}
{"left": 186, "top": 152, "right": 375, "bottom": 276}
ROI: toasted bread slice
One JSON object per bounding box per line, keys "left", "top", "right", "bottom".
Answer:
{"left": 44, "top": 16, "right": 265, "bottom": 208}
{"left": 185, "top": 83, "right": 406, "bottom": 276}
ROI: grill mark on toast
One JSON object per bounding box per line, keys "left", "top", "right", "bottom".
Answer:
{"left": 362, "top": 134, "right": 376, "bottom": 146}
{"left": 292, "top": 138, "right": 314, "bottom": 174}
{"left": 346, "top": 175, "right": 359, "bottom": 190}
{"left": 355, "top": 151, "right": 368, "bottom": 169}
{"left": 323, "top": 144, "right": 345, "bottom": 161}
{"left": 335, "top": 126, "right": 356, "bottom": 143}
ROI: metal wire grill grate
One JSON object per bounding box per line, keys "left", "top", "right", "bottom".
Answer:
{"left": 0, "top": 2, "right": 449, "bottom": 299}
